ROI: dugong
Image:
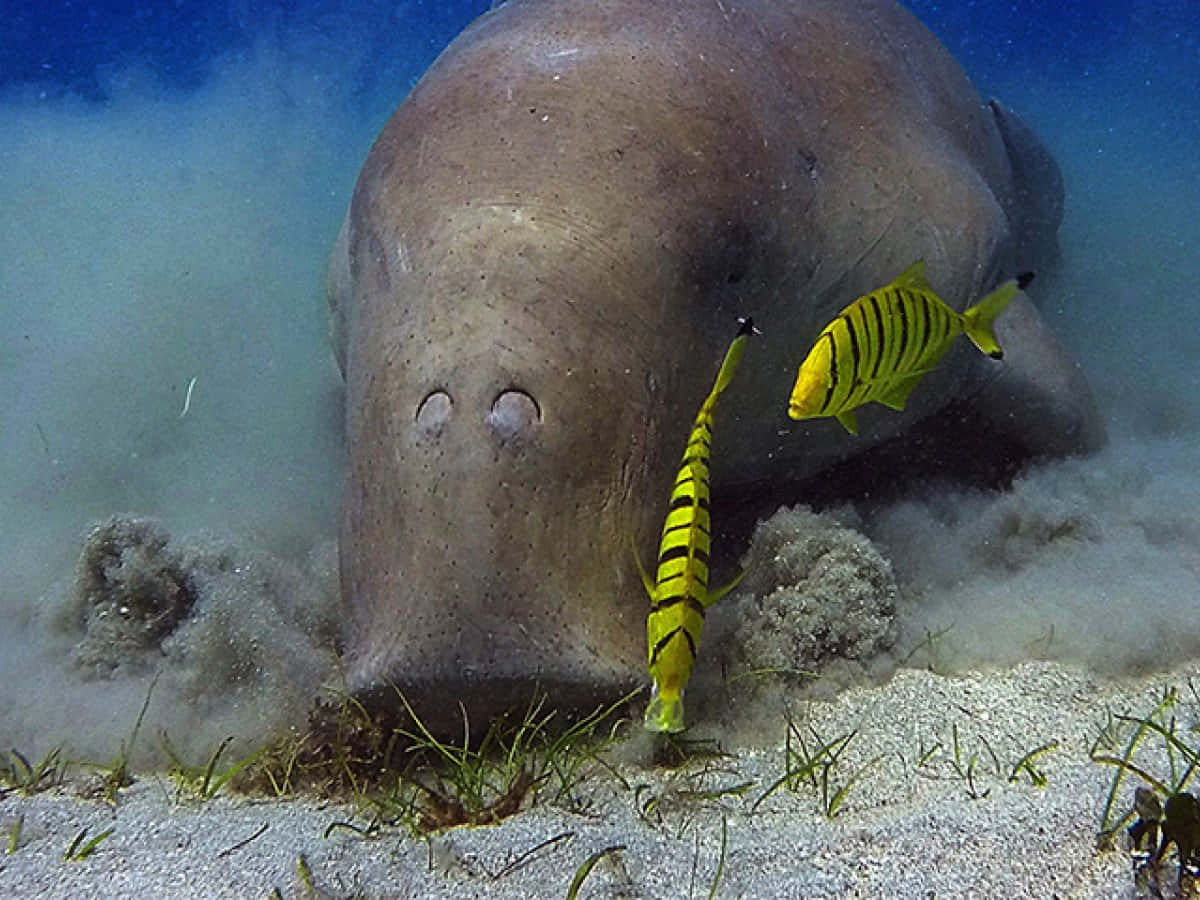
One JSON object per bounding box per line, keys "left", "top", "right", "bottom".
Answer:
{"left": 329, "top": 0, "right": 1104, "bottom": 730}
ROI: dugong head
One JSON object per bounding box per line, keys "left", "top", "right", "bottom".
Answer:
{"left": 327, "top": 2, "right": 775, "bottom": 733}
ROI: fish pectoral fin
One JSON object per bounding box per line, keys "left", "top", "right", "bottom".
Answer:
{"left": 706, "top": 567, "right": 748, "bottom": 607}
{"left": 836, "top": 410, "right": 859, "bottom": 435}
{"left": 631, "top": 535, "right": 656, "bottom": 600}
{"left": 876, "top": 370, "right": 933, "bottom": 411}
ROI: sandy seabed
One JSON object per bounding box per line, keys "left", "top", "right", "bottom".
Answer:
{"left": 3, "top": 659, "right": 1194, "bottom": 899}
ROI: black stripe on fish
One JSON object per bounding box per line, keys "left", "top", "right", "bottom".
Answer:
{"left": 917, "top": 293, "right": 931, "bottom": 363}
{"left": 894, "top": 290, "right": 909, "bottom": 370}
{"left": 931, "top": 301, "right": 950, "bottom": 348}
{"left": 927, "top": 296, "right": 943, "bottom": 347}
{"left": 845, "top": 313, "right": 861, "bottom": 376}
{"left": 669, "top": 494, "right": 695, "bottom": 509}
{"left": 649, "top": 626, "right": 698, "bottom": 664}
{"left": 658, "top": 544, "right": 690, "bottom": 565}
{"left": 857, "top": 298, "right": 876, "bottom": 375}
{"left": 846, "top": 308, "right": 872, "bottom": 406}
{"left": 818, "top": 331, "right": 838, "bottom": 413}
{"left": 657, "top": 545, "right": 709, "bottom": 567}
{"left": 868, "top": 293, "right": 886, "bottom": 380}
{"left": 895, "top": 290, "right": 913, "bottom": 371}
{"left": 845, "top": 304, "right": 863, "bottom": 378}
{"left": 649, "top": 627, "right": 680, "bottom": 664}
{"left": 682, "top": 627, "right": 698, "bottom": 659}
{"left": 651, "top": 595, "right": 707, "bottom": 616}
{"left": 849, "top": 302, "right": 874, "bottom": 405}
{"left": 664, "top": 520, "right": 709, "bottom": 536}
{"left": 902, "top": 290, "right": 924, "bottom": 371}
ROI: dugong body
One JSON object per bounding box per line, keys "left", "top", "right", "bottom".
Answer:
{"left": 330, "top": 0, "right": 1104, "bottom": 729}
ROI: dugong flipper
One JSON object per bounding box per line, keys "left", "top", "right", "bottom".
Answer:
{"left": 330, "top": 0, "right": 1104, "bottom": 732}
{"left": 989, "top": 98, "right": 1067, "bottom": 276}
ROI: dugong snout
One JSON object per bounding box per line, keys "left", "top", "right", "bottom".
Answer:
{"left": 334, "top": 239, "right": 673, "bottom": 731}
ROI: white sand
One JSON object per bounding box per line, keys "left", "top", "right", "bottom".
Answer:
{"left": 4, "top": 660, "right": 1191, "bottom": 899}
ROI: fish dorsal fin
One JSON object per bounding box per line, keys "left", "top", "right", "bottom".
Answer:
{"left": 836, "top": 409, "right": 859, "bottom": 435}
{"left": 891, "top": 259, "right": 933, "bottom": 294}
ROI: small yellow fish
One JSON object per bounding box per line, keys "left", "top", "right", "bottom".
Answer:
{"left": 638, "top": 317, "right": 756, "bottom": 733}
{"left": 788, "top": 261, "right": 1032, "bottom": 434}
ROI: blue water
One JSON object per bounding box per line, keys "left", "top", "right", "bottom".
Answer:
{"left": 2, "top": 0, "right": 1198, "bottom": 760}
{"left": 1, "top": 1, "right": 488, "bottom": 100}
{"left": 6, "top": 1, "right": 1197, "bottom": 99}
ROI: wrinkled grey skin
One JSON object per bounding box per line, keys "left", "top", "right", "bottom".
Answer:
{"left": 328, "top": 0, "right": 1104, "bottom": 731}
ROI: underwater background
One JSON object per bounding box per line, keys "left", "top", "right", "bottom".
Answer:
{"left": 1, "top": 0, "right": 1198, "bottom": 763}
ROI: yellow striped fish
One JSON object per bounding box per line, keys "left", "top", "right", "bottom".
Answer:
{"left": 788, "top": 261, "right": 1032, "bottom": 434}
{"left": 638, "top": 317, "right": 756, "bottom": 733}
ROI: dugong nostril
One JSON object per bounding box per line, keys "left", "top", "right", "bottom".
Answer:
{"left": 487, "top": 389, "right": 541, "bottom": 440}
{"left": 415, "top": 390, "right": 453, "bottom": 437}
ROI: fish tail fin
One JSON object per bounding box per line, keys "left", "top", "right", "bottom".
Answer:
{"left": 711, "top": 316, "right": 758, "bottom": 395}
{"left": 962, "top": 274, "right": 1030, "bottom": 360}
{"left": 643, "top": 688, "right": 686, "bottom": 733}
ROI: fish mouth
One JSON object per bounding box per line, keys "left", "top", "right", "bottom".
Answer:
{"left": 788, "top": 400, "right": 815, "bottom": 420}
